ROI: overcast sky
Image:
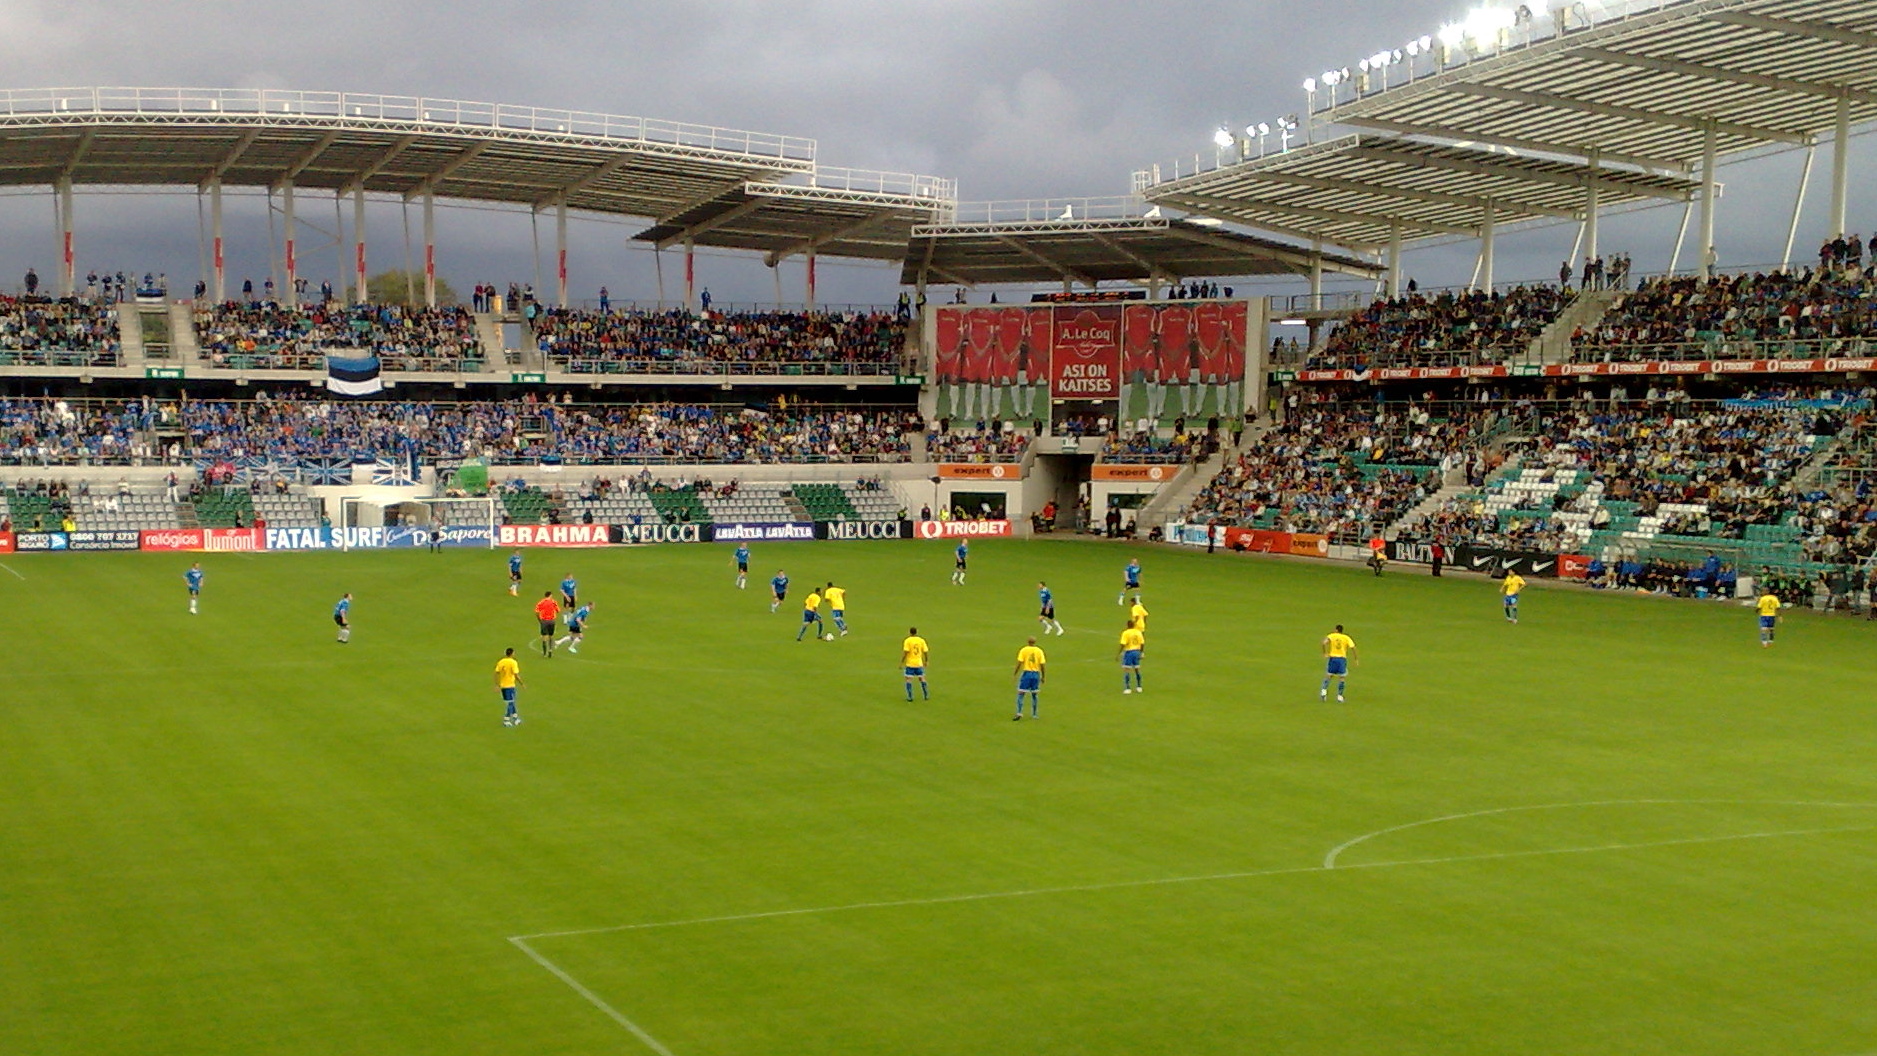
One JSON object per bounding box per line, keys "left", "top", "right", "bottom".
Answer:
{"left": 0, "top": 0, "right": 1872, "bottom": 308}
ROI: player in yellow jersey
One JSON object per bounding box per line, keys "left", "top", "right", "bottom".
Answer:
{"left": 1013, "top": 636, "right": 1047, "bottom": 720}
{"left": 1128, "top": 596, "right": 1149, "bottom": 631}
{"left": 1118, "top": 622, "right": 1146, "bottom": 694}
{"left": 494, "top": 648, "right": 523, "bottom": 726}
{"left": 824, "top": 581, "right": 850, "bottom": 637}
{"left": 796, "top": 588, "right": 827, "bottom": 642}
{"left": 1501, "top": 571, "right": 1526, "bottom": 623}
{"left": 1756, "top": 591, "right": 1781, "bottom": 647}
{"left": 901, "top": 627, "right": 931, "bottom": 700}
{"left": 1320, "top": 624, "right": 1357, "bottom": 702}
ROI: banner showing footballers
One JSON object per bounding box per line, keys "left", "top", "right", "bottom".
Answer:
{"left": 932, "top": 306, "right": 966, "bottom": 420}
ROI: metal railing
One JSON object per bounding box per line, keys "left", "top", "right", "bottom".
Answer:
{"left": 759, "top": 166, "right": 956, "bottom": 203}
{"left": 0, "top": 349, "right": 124, "bottom": 367}
{"left": 1568, "top": 337, "right": 1877, "bottom": 364}
{"left": 0, "top": 87, "right": 817, "bottom": 163}
{"left": 941, "top": 197, "right": 1153, "bottom": 226}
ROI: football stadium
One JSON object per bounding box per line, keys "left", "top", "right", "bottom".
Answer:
{"left": 4, "top": 2, "right": 1877, "bottom": 1054}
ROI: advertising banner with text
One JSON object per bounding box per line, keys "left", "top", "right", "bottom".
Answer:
{"left": 0, "top": 531, "right": 13, "bottom": 553}
{"left": 1091, "top": 464, "right": 1178, "bottom": 482}
{"left": 69, "top": 530, "right": 142, "bottom": 551}
{"left": 820, "top": 520, "right": 914, "bottom": 541}
{"left": 937, "top": 463, "right": 1024, "bottom": 480}
{"left": 1222, "top": 527, "right": 1293, "bottom": 553}
{"left": 1454, "top": 546, "right": 1561, "bottom": 579}
{"left": 1558, "top": 553, "right": 1592, "bottom": 580}
{"left": 914, "top": 519, "right": 1013, "bottom": 540}
{"left": 498, "top": 524, "right": 611, "bottom": 548}
{"left": 203, "top": 528, "right": 264, "bottom": 552}
{"left": 705, "top": 523, "right": 814, "bottom": 543}
{"left": 1049, "top": 305, "right": 1123, "bottom": 399}
{"left": 1291, "top": 356, "right": 1877, "bottom": 383}
{"left": 140, "top": 529, "right": 205, "bottom": 552}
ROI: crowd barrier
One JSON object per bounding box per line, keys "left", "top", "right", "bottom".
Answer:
{"left": 0, "top": 520, "right": 975, "bottom": 552}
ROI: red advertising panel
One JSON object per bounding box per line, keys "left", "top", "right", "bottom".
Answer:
{"left": 498, "top": 524, "right": 611, "bottom": 548}
{"left": 140, "top": 529, "right": 205, "bottom": 552}
{"left": 1291, "top": 356, "right": 1877, "bottom": 383}
{"left": 204, "top": 528, "right": 265, "bottom": 551}
{"left": 1559, "top": 554, "right": 1592, "bottom": 580}
{"left": 1050, "top": 305, "right": 1122, "bottom": 399}
{"left": 0, "top": 531, "right": 13, "bottom": 553}
{"left": 1222, "top": 527, "right": 1293, "bottom": 553}
{"left": 914, "top": 519, "right": 1013, "bottom": 540}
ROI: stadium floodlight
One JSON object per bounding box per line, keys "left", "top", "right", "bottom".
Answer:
{"left": 1213, "top": 126, "right": 1235, "bottom": 149}
{"left": 1463, "top": 5, "right": 1517, "bottom": 47}
{"left": 1256, "top": 122, "right": 1271, "bottom": 136}
{"left": 1437, "top": 22, "right": 1467, "bottom": 48}
{"left": 1303, "top": 77, "right": 1317, "bottom": 93}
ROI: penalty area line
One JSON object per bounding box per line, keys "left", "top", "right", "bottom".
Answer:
{"left": 509, "top": 937, "right": 675, "bottom": 1056}
{"left": 0, "top": 562, "right": 24, "bottom": 580}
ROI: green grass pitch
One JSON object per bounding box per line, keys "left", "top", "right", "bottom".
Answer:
{"left": 3, "top": 539, "right": 1875, "bottom": 1056}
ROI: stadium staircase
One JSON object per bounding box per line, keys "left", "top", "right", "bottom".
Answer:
{"left": 1789, "top": 417, "right": 1864, "bottom": 491}
{"left": 471, "top": 312, "right": 508, "bottom": 371}
{"left": 647, "top": 488, "right": 711, "bottom": 525}
{"left": 1538, "top": 289, "right": 1623, "bottom": 364}
{"left": 909, "top": 431, "right": 929, "bottom": 462}
{"left": 115, "top": 304, "right": 146, "bottom": 366}
{"left": 168, "top": 303, "right": 203, "bottom": 365}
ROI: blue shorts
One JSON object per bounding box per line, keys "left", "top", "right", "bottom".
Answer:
{"left": 1504, "top": 594, "right": 1520, "bottom": 605}
{"left": 1759, "top": 615, "right": 1775, "bottom": 628}
{"left": 1018, "top": 671, "right": 1041, "bottom": 692}
{"left": 501, "top": 687, "right": 517, "bottom": 703}
{"left": 1326, "top": 657, "right": 1348, "bottom": 676}
{"left": 832, "top": 609, "right": 844, "bottom": 619}
{"left": 904, "top": 666, "right": 925, "bottom": 677}
{"left": 802, "top": 610, "right": 820, "bottom": 624}
{"left": 1122, "top": 649, "right": 1142, "bottom": 667}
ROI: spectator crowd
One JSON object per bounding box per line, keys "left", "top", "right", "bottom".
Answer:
{"left": 532, "top": 307, "right": 907, "bottom": 373}
{"left": 195, "top": 302, "right": 483, "bottom": 370}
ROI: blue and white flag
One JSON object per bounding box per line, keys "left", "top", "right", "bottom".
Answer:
{"left": 326, "top": 354, "right": 383, "bottom": 397}
{"left": 371, "top": 458, "right": 415, "bottom": 487}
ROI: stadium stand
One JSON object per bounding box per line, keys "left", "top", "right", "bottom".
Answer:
{"left": 926, "top": 429, "right": 1028, "bottom": 462}
{"left": 0, "top": 296, "right": 122, "bottom": 366}
{"left": 1571, "top": 267, "right": 1877, "bottom": 362}
{"left": 530, "top": 307, "right": 907, "bottom": 375}
{"left": 194, "top": 302, "right": 483, "bottom": 371}
{"left": 1309, "top": 285, "right": 1569, "bottom": 370}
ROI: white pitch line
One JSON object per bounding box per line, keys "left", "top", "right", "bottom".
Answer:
{"left": 510, "top": 821, "right": 1877, "bottom": 943}
{"left": 0, "top": 561, "right": 24, "bottom": 579}
{"left": 509, "top": 937, "right": 676, "bottom": 1056}
{"left": 1323, "top": 799, "right": 1877, "bottom": 869}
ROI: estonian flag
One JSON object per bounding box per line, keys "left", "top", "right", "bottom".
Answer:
{"left": 326, "top": 354, "right": 384, "bottom": 397}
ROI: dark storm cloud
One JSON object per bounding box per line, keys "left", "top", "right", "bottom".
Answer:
{"left": 0, "top": 0, "right": 1868, "bottom": 302}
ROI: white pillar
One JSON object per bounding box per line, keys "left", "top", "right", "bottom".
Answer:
{"left": 1584, "top": 151, "right": 1601, "bottom": 262}
{"left": 353, "top": 186, "right": 368, "bottom": 303}
{"left": 1479, "top": 200, "right": 1497, "bottom": 290}
{"left": 1699, "top": 124, "right": 1718, "bottom": 280}
{"left": 281, "top": 180, "right": 297, "bottom": 307}
{"left": 1831, "top": 95, "right": 1851, "bottom": 239}
{"left": 555, "top": 196, "right": 569, "bottom": 308}
{"left": 56, "top": 177, "right": 75, "bottom": 298}
{"left": 1784, "top": 146, "right": 1815, "bottom": 272}
{"left": 1309, "top": 240, "right": 1323, "bottom": 310}
{"left": 805, "top": 248, "right": 817, "bottom": 310}
{"left": 684, "top": 238, "right": 696, "bottom": 310}
{"left": 423, "top": 190, "right": 436, "bottom": 308}
{"left": 1386, "top": 224, "right": 1403, "bottom": 297}
{"left": 211, "top": 178, "right": 225, "bottom": 303}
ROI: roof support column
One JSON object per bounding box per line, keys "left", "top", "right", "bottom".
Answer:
{"left": 1583, "top": 151, "right": 1601, "bottom": 263}
{"left": 1386, "top": 224, "right": 1403, "bottom": 298}
{"left": 1478, "top": 200, "right": 1497, "bottom": 291}
{"left": 1831, "top": 95, "right": 1851, "bottom": 239}
{"left": 1784, "top": 145, "right": 1815, "bottom": 272}
{"left": 422, "top": 190, "right": 436, "bottom": 308}
{"left": 1668, "top": 199, "right": 1694, "bottom": 276}
{"left": 353, "top": 186, "right": 368, "bottom": 304}
{"left": 1309, "top": 241, "right": 1323, "bottom": 310}
{"left": 1698, "top": 124, "right": 1718, "bottom": 281}
{"left": 55, "top": 177, "right": 75, "bottom": 298}
{"left": 555, "top": 196, "right": 569, "bottom": 309}
{"left": 281, "top": 180, "right": 298, "bottom": 308}
{"left": 683, "top": 238, "right": 696, "bottom": 311}
{"left": 805, "top": 249, "right": 817, "bottom": 311}
{"left": 211, "top": 178, "right": 225, "bottom": 303}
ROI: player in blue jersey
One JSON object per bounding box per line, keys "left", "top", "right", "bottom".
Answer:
{"left": 734, "top": 544, "right": 750, "bottom": 589}
{"left": 555, "top": 602, "right": 593, "bottom": 654}
{"left": 1037, "top": 581, "right": 1064, "bottom": 635}
{"left": 770, "top": 570, "right": 789, "bottom": 613}
{"left": 508, "top": 550, "right": 523, "bottom": 596}
{"left": 952, "top": 540, "right": 969, "bottom": 585}
{"left": 333, "top": 592, "right": 352, "bottom": 643}
{"left": 184, "top": 562, "right": 204, "bottom": 614}
{"left": 1118, "top": 557, "right": 1141, "bottom": 605}
{"left": 560, "top": 573, "right": 578, "bottom": 609}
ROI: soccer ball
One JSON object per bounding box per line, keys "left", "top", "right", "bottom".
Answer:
{"left": 823, "top": 633, "right": 836, "bottom": 641}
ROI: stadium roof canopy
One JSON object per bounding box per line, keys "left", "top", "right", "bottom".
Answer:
{"left": 0, "top": 87, "right": 954, "bottom": 262}
{"left": 899, "top": 197, "right": 1382, "bottom": 288}
{"left": 1139, "top": 0, "right": 1877, "bottom": 251}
